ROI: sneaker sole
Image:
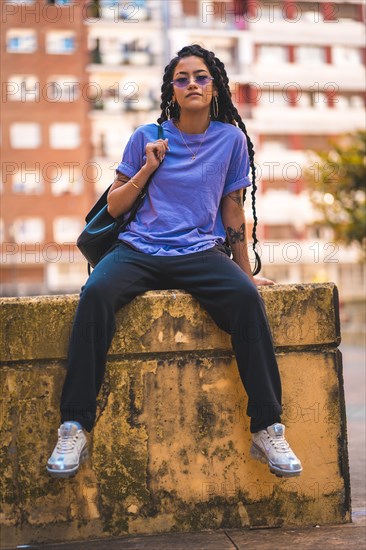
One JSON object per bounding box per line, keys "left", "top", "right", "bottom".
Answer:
{"left": 46, "top": 446, "right": 89, "bottom": 479}
{"left": 250, "top": 444, "right": 302, "bottom": 478}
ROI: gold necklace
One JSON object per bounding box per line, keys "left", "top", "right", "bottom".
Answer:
{"left": 174, "top": 120, "right": 210, "bottom": 161}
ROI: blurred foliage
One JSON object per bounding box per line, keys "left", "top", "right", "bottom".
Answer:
{"left": 303, "top": 129, "right": 366, "bottom": 260}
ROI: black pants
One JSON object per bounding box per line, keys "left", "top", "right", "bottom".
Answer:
{"left": 61, "top": 241, "right": 282, "bottom": 433}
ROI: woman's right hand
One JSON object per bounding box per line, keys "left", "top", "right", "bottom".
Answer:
{"left": 145, "top": 138, "right": 169, "bottom": 172}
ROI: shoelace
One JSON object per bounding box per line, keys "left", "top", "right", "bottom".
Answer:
{"left": 267, "top": 433, "right": 291, "bottom": 452}
{"left": 56, "top": 430, "right": 79, "bottom": 453}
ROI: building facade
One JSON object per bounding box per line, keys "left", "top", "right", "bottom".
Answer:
{"left": 1, "top": 0, "right": 93, "bottom": 295}
{"left": 86, "top": 0, "right": 165, "bottom": 196}
{"left": 1, "top": 0, "right": 365, "bottom": 316}
{"left": 166, "top": 0, "right": 365, "bottom": 302}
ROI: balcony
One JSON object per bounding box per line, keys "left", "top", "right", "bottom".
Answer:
{"left": 250, "top": 62, "right": 365, "bottom": 92}
{"left": 90, "top": 42, "right": 156, "bottom": 66}
{"left": 92, "top": 96, "right": 158, "bottom": 113}
{"left": 86, "top": 0, "right": 153, "bottom": 22}
{"left": 252, "top": 105, "right": 366, "bottom": 134}
{"left": 169, "top": 13, "right": 250, "bottom": 32}
{"left": 248, "top": 16, "right": 365, "bottom": 47}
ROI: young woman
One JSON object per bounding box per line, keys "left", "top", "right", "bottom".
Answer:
{"left": 47, "top": 44, "right": 302, "bottom": 479}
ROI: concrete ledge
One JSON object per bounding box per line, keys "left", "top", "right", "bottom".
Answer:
{"left": 1, "top": 284, "right": 340, "bottom": 362}
{"left": 0, "top": 283, "right": 350, "bottom": 547}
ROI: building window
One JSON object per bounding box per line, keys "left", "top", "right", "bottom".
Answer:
{"left": 11, "top": 218, "right": 45, "bottom": 244}
{"left": 6, "top": 29, "right": 37, "bottom": 53}
{"left": 99, "top": 0, "right": 149, "bottom": 21}
{"left": 295, "top": 2, "right": 320, "bottom": 22}
{"left": 259, "top": 90, "right": 289, "bottom": 107}
{"left": 261, "top": 136, "right": 288, "bottom": 151}
{"left": 297, "top": 92, "right": 312, "bottom": 107}
{"left": 261, "top": 4, "right": 283, "bottom": 21}
{"left": 46, "top": 76, "right": 79, "bottom": 101}
{"left": 12, "top": 171, "right": 43, "bottom": 194}
{"left": 349, "top": 95, "right": 365, "bottom": 108}
{"left": 46, "top": 31, "right": 76, "bottom": 54}
{"left": 10, "top": 123, "right": 41, "bottom": 149}
{"left": 312, "top": 92, "right": 328, "bottom": 110}
{"left": 50, "top": 168, "right": 83, "bottom": 195}
{"left": 7, "top": 75, "right": 39, "bottom": 101}
{"left": 332, "top": 46, "right": 362, "bottom": 65}
{"left": 290, "top": 91, "right": 328, "bottom": 109}
{"left": 46, "top": 0, "right": 72, "bottom": 5}
{"left": 0, "top": 219, "right": 4, "bottom": 243}
{"left": 53, "top": 217, "right": 83, "bottom": 243}
{"left": 332, "top": 94, "right": 365, "bottom": 109}
{"left": 334, "top": 95, "right": 350, "bottom": 109}
{"left": 49, "top": 123, "right": 80, "bottom": 149}
{"left": 257, "top": 45, "right": 288, "bottom": 63}
{"left": 6, "top": 1, "right": 35, "bottom": 4}
{"left": 335, "top": 3, "right": 360, "bottom": 22}
{"left": 296, "top": 46, "right": 326, "bottom": 64}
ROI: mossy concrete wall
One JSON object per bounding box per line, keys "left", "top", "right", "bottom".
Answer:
{"left": 0, "top": 283, "right": 351, "bottom": 547}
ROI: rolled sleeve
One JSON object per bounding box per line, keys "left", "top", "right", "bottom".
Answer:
{"left": 116, "top": 127, "right": 145, "bottom": 177}
{"left": 116, "top": 161, "right": 137, "bottom": 178}
{"left": 222, "top": 131, "right": 252, "bottom": 198}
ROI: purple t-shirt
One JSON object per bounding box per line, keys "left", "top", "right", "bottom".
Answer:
{"left": 116, "top": 118, "right": 252, "bottom": 256}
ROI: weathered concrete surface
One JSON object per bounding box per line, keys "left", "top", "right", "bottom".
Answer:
{"left": 0, "top": 284, "right": 340, "bottom": 362}
{"left": 0, "top": 283, "right": 351, "bottom": 547}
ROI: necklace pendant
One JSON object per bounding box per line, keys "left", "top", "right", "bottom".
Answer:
{"left": 191, "top": 155, "right": 196, "bottom": 160}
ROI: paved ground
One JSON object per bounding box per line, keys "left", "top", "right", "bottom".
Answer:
{"left": 340, "top": 343, "right": 366, "bottom": 519}
{"left": 9, "top": 344, "right": 366, "bottom": 550}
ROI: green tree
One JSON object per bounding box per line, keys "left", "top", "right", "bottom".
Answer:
{"left": 303, "top": 129, "right": 366, "bottom": 259}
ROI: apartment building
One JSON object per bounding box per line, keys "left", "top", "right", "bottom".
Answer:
{"left": 86, "top": 0, "right": 165, "bottom": 196}
{"left": 1, "top": 0, "right": 93, "bottom": 295}
{"left": 1, "top": 0, "right": 365, "bottom": 311}
{"left": 167, "top": 0, "right": 365, "bottom": 302}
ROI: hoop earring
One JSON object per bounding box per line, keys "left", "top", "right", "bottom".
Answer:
{"left": 212, "top": 95, "right": 219, "bottom": 118}
{"left": 165, "top": 99, "right": 175, "bottom": 119}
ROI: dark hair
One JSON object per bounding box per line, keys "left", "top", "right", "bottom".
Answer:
{"left": 157, "top": 44, "right": 261, "bottom": 276}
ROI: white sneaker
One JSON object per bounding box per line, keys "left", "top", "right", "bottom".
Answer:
{"left": 250, "top": 422, "right": 302, "bottom": 477}
{"left": 47, "top": 422, "right": 88, "bottom": 478}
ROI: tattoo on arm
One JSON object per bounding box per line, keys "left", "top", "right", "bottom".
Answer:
{"left": 115, "top": 171, "right": 130, "bottom": 184}
{"left": 227, "top": 223, "right": 245, "bottom": 244}
{"left": 108, "top": 171, "right": 130, "bottom": 198}
{"left": 227, "top": 190, "right": 244, "bottom": 208}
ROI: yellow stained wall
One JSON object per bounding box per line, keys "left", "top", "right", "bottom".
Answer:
{"left": 0, "top": 283, "right": 350, "bottom": 546}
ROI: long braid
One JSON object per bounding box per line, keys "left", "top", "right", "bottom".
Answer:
{"left": 229, "top": 107, "right": 261, "bottom": 275}
{"left": 157, "top": 44, "right": 261, "bottom": 275}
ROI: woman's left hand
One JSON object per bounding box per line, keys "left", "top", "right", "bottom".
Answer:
{"left": 252, "top": 276, "right": 276, "bottom": 286}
